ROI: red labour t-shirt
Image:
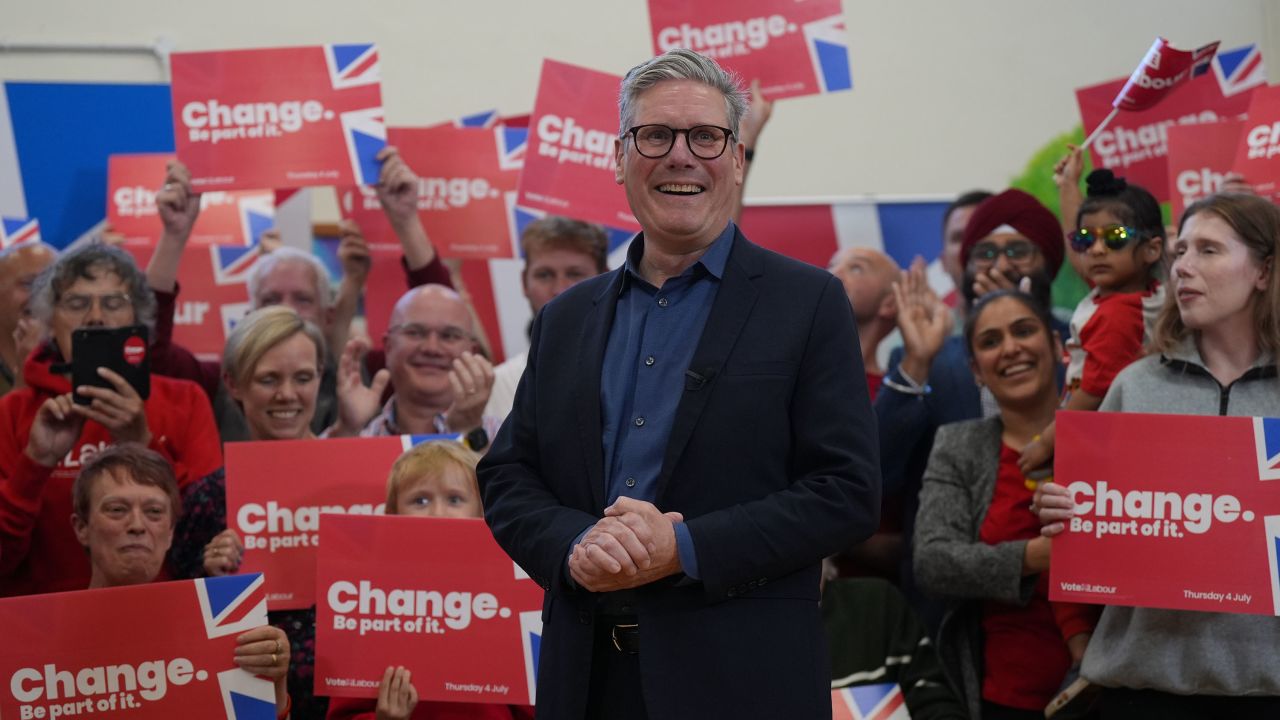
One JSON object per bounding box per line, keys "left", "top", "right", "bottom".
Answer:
{"left": 978, "top": 444, "right": 1096, "bottom": 711}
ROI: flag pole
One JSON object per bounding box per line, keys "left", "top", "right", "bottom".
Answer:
{"left": 1081, "top": 108, "right": 1119, "bottom": 150}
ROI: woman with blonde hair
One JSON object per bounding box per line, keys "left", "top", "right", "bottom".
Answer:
{"left": 170, "top": 304, "right": 330, "bottom": 716}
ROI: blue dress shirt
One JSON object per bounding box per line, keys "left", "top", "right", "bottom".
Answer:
{"left": 594, "top": 222, "right": 735, "bottom": 579}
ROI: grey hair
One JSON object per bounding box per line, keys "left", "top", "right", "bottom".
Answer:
{"left": 29, "top": 242, "right": 157, "bottom": 336}
{"left": 618, "top": 48, "right": 749, "bottom": 138}
{"left": 246, "top": 246, "right": 332, "bottom": 312}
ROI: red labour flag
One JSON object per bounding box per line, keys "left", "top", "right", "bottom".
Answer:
{"left": 1075, "top": 45, "right": 1260, "bottom": 203}
{"left": 1112, "top": 38, "right": 1219, "bottom": 112}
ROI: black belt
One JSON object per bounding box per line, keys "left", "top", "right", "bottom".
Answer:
{"left": 600, "top": 616, "right": 640, "bottom": 654}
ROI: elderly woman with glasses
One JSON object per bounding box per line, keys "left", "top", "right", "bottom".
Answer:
{"left": 0, "top": 243, "right": 222, "bottom": 597}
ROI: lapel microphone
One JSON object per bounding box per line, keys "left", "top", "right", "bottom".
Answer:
{"left": 685, "top": 368, "right": 714, "bottom": 391}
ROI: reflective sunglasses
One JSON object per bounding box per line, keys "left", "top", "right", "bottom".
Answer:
{"left": 1069, "top": 225, "right": 1142, "bottom": 253}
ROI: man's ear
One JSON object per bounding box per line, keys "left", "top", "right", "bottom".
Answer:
{"left": 878, "top": 288, "right": 898, "bottom": 321}
{"left": 614, "top": 137, "right": 626, "bottom": 185}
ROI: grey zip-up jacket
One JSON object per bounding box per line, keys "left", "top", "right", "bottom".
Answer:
{"left": 1082, "top": 338, "right": 1280, "bottom": 695}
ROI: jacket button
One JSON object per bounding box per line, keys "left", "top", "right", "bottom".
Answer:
{"left": 578, "top": 610, "right": 591, "bottom": 625}
{"left": 726, "top": 588, "right": 738, "bottom": 598}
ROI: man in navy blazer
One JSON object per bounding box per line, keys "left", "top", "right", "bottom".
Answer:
{"left": 479, "top": 48, "right": 880, "bottom": 720}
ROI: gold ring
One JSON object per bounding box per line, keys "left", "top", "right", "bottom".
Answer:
{"left": 271, "top": 653, "right": 277, "bottom": 665}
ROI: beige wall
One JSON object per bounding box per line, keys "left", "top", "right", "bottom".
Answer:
{"left": 3, "top": 0, "right": 1275, "bottom": 207}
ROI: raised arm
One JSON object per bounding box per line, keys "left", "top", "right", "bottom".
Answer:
{"left": 732, "top": 79, "right": 773, "bottom": 223}
{"left": 1054, "top": 144, "right": 1087, "bottom": 278}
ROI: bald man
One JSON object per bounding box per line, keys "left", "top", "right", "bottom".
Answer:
{"left": 828, "top": 247, "right": 900, "bottom": 398}
{"left": 329, "top": 284, "right": 501, "bottom": 443}
{"left": 0, "top": 242, "right": 56, "bottom": 396}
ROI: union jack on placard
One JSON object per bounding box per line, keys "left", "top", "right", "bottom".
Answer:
{"left": 802, "top": 15, "right": 854, "bottom": 94}
{"left": 237, "top": 195, "right": 275, "bottom": 248}
{"left": 341, "top": 108, "right": 388, "bottom": 186}
{"left": 457, "top": 109, "right": 501, "bottom": 129}
{"left": 1, "top": 216, "right": 41, "bottom": 249}
{"left": 831, "top": 683, "right": 911, "bottom": 720}
{"left": 519, "top": 610, "right": 542, "bottom": 706}
{"left": 1213, "top": 44, "right": 1266, "bottom": 97}
{"left": 211, "top": 243, "right": 264, "bottom": 286}
{"left": 1255, "top": 418, "right": 1280, "bottom": 482}
{"left": 325, "top": 43, "right": 380, "bottom": 90}
{"left": 497, "top": 125, "right": 529, "bottom": 172}
{"left": 216, "top": 667, "right": 277, "bottom": 720}
{"left": 194, "top": 573, "right": 269, "bottom": 640}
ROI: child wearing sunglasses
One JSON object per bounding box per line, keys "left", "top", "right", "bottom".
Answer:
{"left": 1019, "top": 169, "right": 1165, "bottom": 475}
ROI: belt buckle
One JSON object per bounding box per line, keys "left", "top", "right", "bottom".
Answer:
{"left": 610, "top": 623, "right": 639, "bottom": 654}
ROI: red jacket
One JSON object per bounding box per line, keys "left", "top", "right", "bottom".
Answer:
{"left": 0, "top": 343, "right": 222, "bottom": 596}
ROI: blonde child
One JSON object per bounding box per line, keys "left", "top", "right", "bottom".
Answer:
{"left": 326, "top": 441, "right": 534, "bottom": 720}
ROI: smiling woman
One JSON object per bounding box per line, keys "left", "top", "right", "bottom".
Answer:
{"left": 222, "top": 305, "right": 328, "bottom": 442}
{"left": 914, "top": 290, "right": 1098, "bottom": 720}
{"left": 169, "top": 304, "right": 330, "bottom": 716}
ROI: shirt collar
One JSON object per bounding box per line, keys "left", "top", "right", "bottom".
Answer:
{"left": 623, "top": 221, "right": 736, "bottom": 286}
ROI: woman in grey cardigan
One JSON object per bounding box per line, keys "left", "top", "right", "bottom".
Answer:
{"left": 1037, "top": 193, "right": 1280, "bottom": 719}
{"left": 915, "top": 290, "right": 1095, "bottom": 720}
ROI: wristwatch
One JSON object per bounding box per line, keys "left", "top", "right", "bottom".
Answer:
{"left": 464, "top": 426, "right": 489, "bottom": 452}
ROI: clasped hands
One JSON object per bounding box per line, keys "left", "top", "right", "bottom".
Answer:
{"left": 569, "top": 497, "right": 684, "bottom": 592}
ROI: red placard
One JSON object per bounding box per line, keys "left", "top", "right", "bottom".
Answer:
{"left": 111, "top": 152, "right": 273, "bottom": 361}
{"left": 314, "top": 515, "right": 543, "bottom": 704}
{"left": 518, "top": 60, "right": 638, "bottom": 231}
{"left": 226, "top": 436, "right": 415, "bottom": 610}
{"left": 1234, "top": 84, "right": 1280, "bottom": 204}
{"left": 108, "top": 153, "right": 274, "bottom": 248}
{"left": 0, "top": 574, "right": 276, "bottom": 719}
{"left": 337, "top": 124, "right": 524, "bottom": 260}
{"left": 112, "top": 150, "right": 275, "bottom": 358}
{"left": 171, "top": 44, "right": 385, "bottom": 191}
{"left": 649, "top": 0, "right": 852, "bottom": 99}
{"left": 1050, "top": 411, "right": 1280, "bottom": 615}
{"left": 1076, "top": 64, "right": 1259, "bottom": 202}
{"left": 1165, "top": 120, "right": 1246, "bottom": 219}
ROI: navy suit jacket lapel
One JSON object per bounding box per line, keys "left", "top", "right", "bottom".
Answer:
{"left": 654, "top": 232, "right": 762, "bottom": 501}
{"left": 575, "top": 267, "right": 626, "bottom": 512}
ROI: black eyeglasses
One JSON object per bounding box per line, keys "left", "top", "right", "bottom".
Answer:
{"left": 624, "top": 124, "right": 734, "bottom": 160}
{"left": 1069, "top": 225, "right": 1143, "bottom": 253}
{"left": 969, "top": 241, "right": 1038, "bottom": 267}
